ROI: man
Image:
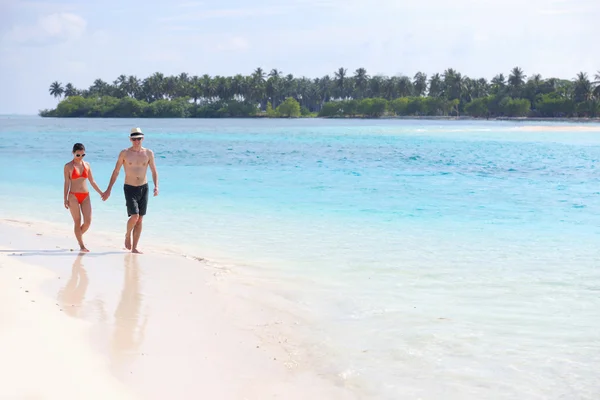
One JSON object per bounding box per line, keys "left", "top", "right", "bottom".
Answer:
{"left": 103, "top": 127, "right": 159, "bottom": 254}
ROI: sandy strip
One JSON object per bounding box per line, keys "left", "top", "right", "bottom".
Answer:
{"left": 0, "top": 220, "right": 357, "bottom": 400}
{"left": 509, "top": 125, "right": 600, "bottom": 132}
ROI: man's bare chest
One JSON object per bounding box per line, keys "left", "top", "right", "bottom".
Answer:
{"left": 125, "top": 152, "right": 149, "bottom": 167}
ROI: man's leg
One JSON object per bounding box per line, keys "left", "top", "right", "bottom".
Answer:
{"left": 131, "top": 184, "right": 148, "bottom": 254}
{"left": 123, "top": 184, "right": 140, "bottom": 251}
{"left": 132, "top": 216, "right": 143, "bottom": 254}
{"left": 125, "top": 214, "right": 139, "bottom": 250}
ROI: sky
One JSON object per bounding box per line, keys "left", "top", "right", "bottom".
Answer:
{"left": 1, "top": 0, "right": 599, "bottom": 114}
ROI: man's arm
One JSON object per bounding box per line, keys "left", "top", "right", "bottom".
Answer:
{"left": 148, "top": 149, "right": 159, "bottom": 196}
{"left": 102, "top": 150, "right": 126, "bottom": 201}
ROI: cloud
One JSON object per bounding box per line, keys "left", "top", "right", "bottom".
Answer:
{"left": 18, "top": 1, "right": 79, "bottom": 11}
{"left": 160, "top": 6, "right": 287, "bottom": 22}
{"left": 2, "top": 12, "right": 86, "bottom": 46}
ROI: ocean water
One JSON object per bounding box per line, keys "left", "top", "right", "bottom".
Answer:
{"left": 1, "top": 116, "right": 600, "bottom": 399}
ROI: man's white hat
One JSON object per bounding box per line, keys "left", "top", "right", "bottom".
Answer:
{"left": 130, "top": 127, "right": 144, "bottom": 139}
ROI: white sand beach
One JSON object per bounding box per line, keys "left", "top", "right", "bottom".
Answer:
{"left": 0, "top": 219, "right": 357, "bottom": 400}
{"left": 510, "top": 124, "right": 600, "bottom": 132}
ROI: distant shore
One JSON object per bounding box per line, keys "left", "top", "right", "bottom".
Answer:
{"left": 44, "top": 67, "right": 600, "bottom": 121}
{"left": 34, "top": 114, "right": 600, "bottom": 123}
{"left": 38, "top": 93, "right": 600, "bottom": 120}
{"left": 321, "top": 116, "right": 600, "bottom": 123}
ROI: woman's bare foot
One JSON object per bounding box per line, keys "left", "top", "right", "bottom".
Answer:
{"left": 79, "top": 246, "right": 90, "bottom": 253}
{"left": 125, "top": 234, "right": 132, "bottom": 250}
{"left": 132, "top": 248, "right": 143, "bottom": 254}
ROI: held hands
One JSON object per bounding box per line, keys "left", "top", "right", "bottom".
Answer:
{"left": 99, "top": 187, "right": 156, "bottom": 200}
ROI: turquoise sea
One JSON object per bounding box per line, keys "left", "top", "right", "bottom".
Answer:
{"left": 1, "top": 116, "right": 599, "bottom": 399}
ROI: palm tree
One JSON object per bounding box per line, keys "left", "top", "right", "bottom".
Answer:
{"left": 49, "top": 81, "right": 64, "bottom": 99}
{"left": 116, "top": 74, "right": 127, "bottom": 89}
{"left": 443, "top": 69, "right": 463, "bottom": 100}
{"left": 473, "top": 78, "right": 489, "bottom": 98}
{"left": 428, "top": 74, "right": 443, "bottom": 98}
{"left": 89, "top": 78, "right": 110, "bottom": 97}
{"left": 253, "top": 68, "right": 266, "bottom": 82}
{"left": 121, "top": 76, "right": 140, "bottom": 98}
{"left": 319, "top": 75, "right": 333, "bottom": 104}
{"left": 508, "top": 67, "right": 526, "bottom": 97}
{"left": 283, "top": 74, "right": 296, "bottom": 99}
{"left": 490, "top": 73, "right": 506, "bottom": 96}
{"left": 64, "top": 83, "right": 77, "bottom": 97}
{"left": 334, "top": 67, "right": 347, "bottom": 99}
{"left": 381, "top": 77, "right": 397, "bottom": 100}
{"left": 508, "top": 67, "right": 526, "bottom": 86}
{"left": 353, "top": 68, "right": 369, "bottom": 99}
{"left": 397, "top": 76, "right": 414, "bottom": 98}
{"left": 461, "top": 78, "right": 475, "bottom": 103}
{"left": 413, "top": 72, "right": 428, "bottom": 97}
{"left": 573, "top": 72, "right": 593, "bottom": 103}
{"left": 268, "top": 69, "right": 282, "bottom": 78}
{"left": 229, "top": 74, "right": 245, "bottom": 102}
{"left": 199, "top": 74, "right": 213, "bottom": 103}
{"left": 592, "top": 70, "right": 600, "bottom": 99}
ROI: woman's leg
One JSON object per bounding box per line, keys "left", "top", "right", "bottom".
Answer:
{"left": 80, "top": 195, "right": 92, "bottom": 235}
{"left": 68, "top": 195, "right": 87, "bottom": 252}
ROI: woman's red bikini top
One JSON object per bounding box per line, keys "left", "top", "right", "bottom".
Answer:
{"left": 71, "top": 163, "right": 88, "bottom": 179}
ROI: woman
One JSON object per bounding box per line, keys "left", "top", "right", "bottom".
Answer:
{"left": 64, "top": 143, "right": 103, "bottom": 252}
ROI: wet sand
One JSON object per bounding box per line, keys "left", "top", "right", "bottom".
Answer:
{"left": 0, "top": 219, "right": 357, "bottom": 400}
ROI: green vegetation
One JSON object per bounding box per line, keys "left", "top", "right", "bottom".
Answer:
{"left": 41, "top": 67, "right": 600, "bottom": 118}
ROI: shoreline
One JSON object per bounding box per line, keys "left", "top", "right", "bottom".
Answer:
{"left": 0, "top": 218, "right": 360, "bottom": 399}
{"left": 4, "top": 113, "right": 600, "bottom": 123}
{"left": 321, "top": 116, "right": 600, "bottom": 123}
{"left": 32, "top": 115, "right": 600, "bottom": 123}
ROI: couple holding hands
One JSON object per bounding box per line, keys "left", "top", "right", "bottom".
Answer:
{"left": 63, "top": 128, "right": 159, "bottom": 253}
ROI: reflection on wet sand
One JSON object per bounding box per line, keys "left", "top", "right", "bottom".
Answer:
{"left": 110, "top": 253, "right": 147, "bottom": 376}
{"left": 57, "top": 253, "right": 88, "bottom": 318}
{"left": 56, "top": 252, "right": 147, "bottom": 379}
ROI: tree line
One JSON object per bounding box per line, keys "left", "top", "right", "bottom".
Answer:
{"left": 41, "top": 67, "right": 600, "bottom": 118}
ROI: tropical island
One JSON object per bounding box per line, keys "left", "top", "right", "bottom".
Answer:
{"left": 40, "top": 67, "right": 600, "bottom": 119}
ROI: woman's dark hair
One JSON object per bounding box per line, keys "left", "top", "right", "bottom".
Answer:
{"left": 72, "top": 143, "right": 85, "bottom": 153}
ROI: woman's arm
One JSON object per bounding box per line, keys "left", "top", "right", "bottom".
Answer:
{"left": 63, "top": 164, "right": 71, "bottom": 209}
{"left": 86, "top": 163, "right": 103, "bottom": 196}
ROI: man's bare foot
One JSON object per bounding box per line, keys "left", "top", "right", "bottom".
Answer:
{"left": 125, "top": 234, "right": 132, "bottom": 250}
{"left": 79, "top": 247, "right": 90, "bottom": 253}
{"left": 132, "top": 248, "right": 143, "bottom": 254}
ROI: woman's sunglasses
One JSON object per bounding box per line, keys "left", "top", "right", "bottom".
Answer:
{"left": 131, "top": 138, "right": 142, "bottom": 141}
{"left": 75, "top": 154, "right": 86, "bottom": 157}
